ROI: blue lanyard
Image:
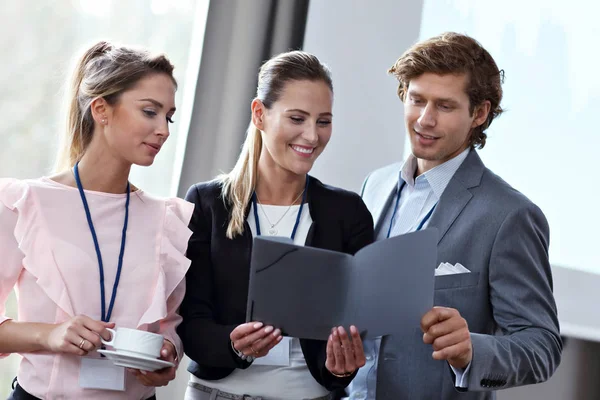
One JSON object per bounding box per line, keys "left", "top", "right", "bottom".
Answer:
{"left": 386, "top": 181, "right": 437, "bottom": 238}
{"left": 251, "top": 176, "right": 309, "bottom": 241}
{"left": 73, "top": 162, "right": 130, "bottom": 322}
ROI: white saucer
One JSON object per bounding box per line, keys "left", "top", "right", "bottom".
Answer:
{"left": 98, "top": 349, "right": 175, "bottom": 372}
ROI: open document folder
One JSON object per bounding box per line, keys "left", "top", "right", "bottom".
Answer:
{"left": 246, "top": 229, "right": 437, "bottom": 340}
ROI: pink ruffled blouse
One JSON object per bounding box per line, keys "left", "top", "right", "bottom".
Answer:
{"left": 0, "top": 177, "right": 193, "bottom": 400}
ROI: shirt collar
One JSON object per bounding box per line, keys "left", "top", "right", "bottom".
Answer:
{"left": 399, "top": 148, "right": 470, "bottom": 199}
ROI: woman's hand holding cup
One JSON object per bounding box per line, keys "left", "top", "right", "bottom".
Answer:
{"left": 130, "top": 339, "right": 177, "bottom": 387}
{"left": 43, "top": 315, "right": 114, "bottom": 356}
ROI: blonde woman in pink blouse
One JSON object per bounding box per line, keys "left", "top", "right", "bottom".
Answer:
{"left": 0, "top": 41, "right": 193, "bottom": 399}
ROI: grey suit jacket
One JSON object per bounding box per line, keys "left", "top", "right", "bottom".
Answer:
{"left": 361, "top": 150, "right": 562, "bottom": 400}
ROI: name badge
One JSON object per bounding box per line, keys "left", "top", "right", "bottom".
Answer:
{"left": 80, "top": 357, "right": 126, "bottom": 391}
{"left": 253, "top": 337, "right": 291, "bottom": 366}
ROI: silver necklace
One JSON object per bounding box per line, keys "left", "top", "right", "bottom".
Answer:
{"left": 255, "top": 189, "right": 305, "bottom": 236}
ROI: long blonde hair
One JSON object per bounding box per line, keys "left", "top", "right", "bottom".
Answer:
{"left": 218, "top": 51, "right": 333, "bottom": 239}
{"left": 54, "top": 41, "right": 177, "bottom": 172}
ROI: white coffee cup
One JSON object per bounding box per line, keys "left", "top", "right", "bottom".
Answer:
{"left": 101, "top": 327, "right": 164, "bottom": 358}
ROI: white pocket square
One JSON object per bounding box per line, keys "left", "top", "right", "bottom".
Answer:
{"left": 435, "top": 262, "right": 471, "bottom": 276}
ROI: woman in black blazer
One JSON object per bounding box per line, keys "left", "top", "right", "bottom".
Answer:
{"left": 178, "top": 51, "right": 374, "bottom": 400}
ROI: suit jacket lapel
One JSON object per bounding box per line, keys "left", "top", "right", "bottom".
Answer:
{"left": 305, "top": 221, "right": 316, "bottom": 246}
{"left": 372, "top": 177, "right": 399, "bottom": 235}
{"left": 427, "top": 150, "right": 485, "bottom": 244}
{"left": 427, "top": 183, "right": 472, "bottom": 245}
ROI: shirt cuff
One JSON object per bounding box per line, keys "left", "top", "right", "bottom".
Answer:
{"left": 450, "top": 361, "right": 471, "bottom": 388}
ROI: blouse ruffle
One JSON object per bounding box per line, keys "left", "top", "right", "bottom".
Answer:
{"left": 0, "top": 178, "right": 194, "bottom": 327}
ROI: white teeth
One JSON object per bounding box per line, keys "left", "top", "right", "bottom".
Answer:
{"left": 291, "top": 145, "right": 314, "bottom": 154}
{"left": 417, "top": 132, "right": 436, "bottom": 140}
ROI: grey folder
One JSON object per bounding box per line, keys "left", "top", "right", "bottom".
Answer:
{"left": 246, "top": 229, "right": 437, "bottom": 340}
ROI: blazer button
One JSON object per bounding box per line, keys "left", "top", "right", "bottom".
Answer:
{"left": 480, "top": 379, "right": 489, "bottom": 387}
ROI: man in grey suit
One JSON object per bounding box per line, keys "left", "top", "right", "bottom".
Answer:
{"left": 346, "top": 32, "right": 562, "bottom": 400}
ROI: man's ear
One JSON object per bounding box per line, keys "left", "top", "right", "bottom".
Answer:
{"left": 471, "top": 100, "right": 491, "bottom": 129}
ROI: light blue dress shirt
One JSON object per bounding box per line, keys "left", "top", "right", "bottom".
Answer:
{"left": 347, "top": 149, "right": 471, "bottom": 399}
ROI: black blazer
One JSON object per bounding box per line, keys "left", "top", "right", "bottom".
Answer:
{"left": 177, "top": 176, "right": 374, "bottom": 392}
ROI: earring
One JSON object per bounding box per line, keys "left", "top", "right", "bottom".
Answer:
{"left": 101, "top": 118, "right": 107, "bottom": 124}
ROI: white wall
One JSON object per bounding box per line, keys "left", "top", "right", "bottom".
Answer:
{"left": 303, "top": 0, "right": 422, "bottom": 192}
{"left": 303, "top": 1, "right": 599, "bottom": 399}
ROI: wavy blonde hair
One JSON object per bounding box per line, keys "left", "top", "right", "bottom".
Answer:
{"left": 54, "top": 41, "right": 176, "bottom": 172}
{"left": 218, "top": 50, "right": 333, "bottom": 239}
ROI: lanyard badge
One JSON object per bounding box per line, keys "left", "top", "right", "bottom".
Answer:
{"left": 73, "top": 162, "right": 130, "bottom": 322}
